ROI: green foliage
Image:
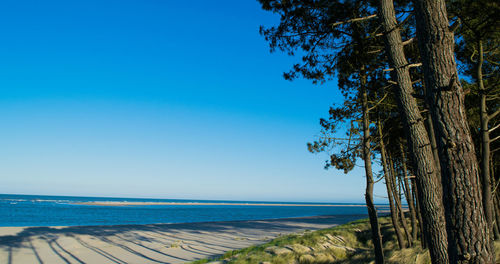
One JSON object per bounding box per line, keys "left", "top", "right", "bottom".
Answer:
{"left": 449, "top": 0, "right": 500, "bottom": 74}
{"left": 258, "top": 0, "right": 416, "bottom": 177}
{"left": 258, "top": 0, "right": 366, "bottom": 84}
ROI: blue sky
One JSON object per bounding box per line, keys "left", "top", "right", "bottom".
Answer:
{"left": 0, "top": 0, "right": 386, "bottom": 202}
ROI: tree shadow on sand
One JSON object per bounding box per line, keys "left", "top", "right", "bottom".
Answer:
{"left": 0, "top": 214, "right": 364, "bottom": 264}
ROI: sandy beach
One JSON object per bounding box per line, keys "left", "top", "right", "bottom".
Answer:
{"left": 0, "top": 215, "right": 361, "bottom": 264}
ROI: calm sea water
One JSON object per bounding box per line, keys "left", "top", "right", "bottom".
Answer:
{"left": 0, "top": 194, "right": 369, "bottom": 227}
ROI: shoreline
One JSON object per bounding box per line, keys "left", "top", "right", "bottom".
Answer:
{"left": 0, "top": 214, "right": 366, "bottom": 234}
{"left": 74, "top": 201, "right": 368, "bottom": 207}
{"left": 0, "top": 214, "right": 363, "bottom": 264}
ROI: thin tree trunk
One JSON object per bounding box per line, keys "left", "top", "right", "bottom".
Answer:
{"left": 395, "top": 162, "right": 414, "bottom": 246}
{"left": 362, "top": 82, "right": 385, "bottom": 264}
{"left": 386, "top": 173, "right": 405, "bottom": 249}
{"left": 412, "top": 176, "right": 427, "bottom": 248}
{"left": 389, "top": 157, "right": 412, "bottom": 248}
{"left": 396, "top": 174, "right": 412, "bottom": 247}
{"left": 477, "top": 39, "right": 494, "bottom": 240}
{"left": 400, "top": 142, "right": 418, "bottom": 243}
{"left": 413, "top": 0, "right": 494, "bottom": 262}
{"left": 376, "top": 0, "right": 448, "bottom": 262}
{"left": 378, "top": 120, "right": 405, "bottom": 249}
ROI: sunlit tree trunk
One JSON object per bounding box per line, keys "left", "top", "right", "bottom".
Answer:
{"left": 413, "top": 0, "right": 494, "bottom": 262}
{"left": 377, "top": 0, "right": 448, "bottom": 262}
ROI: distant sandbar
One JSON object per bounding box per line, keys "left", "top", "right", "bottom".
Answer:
{"left": 75, "top": 201, "right": 367, "bottom": 207}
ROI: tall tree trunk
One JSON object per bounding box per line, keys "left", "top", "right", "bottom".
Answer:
{"left": 477, "top": 39, "right": 494, "bottom": 240}
{"left": 376, "top": 0, "right": 448, "bottom": 262}
{"left": 413, "top": 0, "right": 494, "bottom": 262}
{"left": 378, "top": 120, "right": 405, "bottom": 249}
{"left": 400, "top": 142, "right": 418, "bottom": 242}
{"left": 389, "top": 157, "right": 412, "bottom": 248}
{"left": 362, "top": 83, "right": 385, "bottom": 264}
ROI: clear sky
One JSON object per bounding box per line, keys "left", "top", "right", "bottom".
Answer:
{"left": 0, "top": 0, "right": 386, "bottom": 203}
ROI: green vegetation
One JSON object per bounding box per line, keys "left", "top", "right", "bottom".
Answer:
{"left": 169, "top": 240, "right": 182, "bottom": 248}
{"left": 192, "top": 216, "right": 500, "bottom": 263}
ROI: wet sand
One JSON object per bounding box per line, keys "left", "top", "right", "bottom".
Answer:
{"left": 0, "top": 215, "right": 363, "bottom": 264}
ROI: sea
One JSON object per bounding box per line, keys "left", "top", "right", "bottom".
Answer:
{"left": 0, "top": 194, "right": 370, "bottom": 227}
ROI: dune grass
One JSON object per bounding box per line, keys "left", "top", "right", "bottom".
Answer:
{"left": 191, "top": 217, "right": 500, "bottom": 264}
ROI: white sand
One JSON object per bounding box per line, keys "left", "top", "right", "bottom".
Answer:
{"left": 0, "top": 215, "right": 361, "bottom": 264}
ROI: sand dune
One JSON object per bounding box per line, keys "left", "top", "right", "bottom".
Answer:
{"left": 0, "top": 215, "right": 362, "bottom": 264}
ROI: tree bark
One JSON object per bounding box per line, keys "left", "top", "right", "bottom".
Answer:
{"left": 426, "top": 112, "right": 441, "bottom": 172}
{"left": 362, "top": 81, "right": 385, "bottom": 264}
{"left": 413, "top": 0, "right": 494, "bottom": 262}
{"left": 377, "top": 0, "right": 448, "bottom": 262}
{"left": 493, "top": 196, "right": 500, "bottom": 239}
{"left": 494, "top": 194, "right": 500, "bottom": 239}
{"left": 400, "top": 142, "right": 418, "bottom": 242}
{"left": 493, "top": 161, "right": 500, "bottom": 240}
{"left": 493, "top": 205, "right": 500, "bottom": 240}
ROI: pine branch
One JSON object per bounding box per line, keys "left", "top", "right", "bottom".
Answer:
{"left": 331, "top": 14, "right": 378, "bottom": 28}
{"left": 368, "top": 93, "right": 389, "bottom": 112}
{"left": 488, "top": 108, "right": 500, "bottom": 121}
{"left": 449, "top": 18, "right": 461, "bottom": 32}
{"left": 383, "top": 63, "right": 422, "bottom": 72}
{"left": 490, "top": 135, "right": 500, "bottom": 143}
{"left": 488, "top": 123, "right": 500, "bottom": 133}
{"left": 402, "top": 37, "right": 415, "bottom": 46}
